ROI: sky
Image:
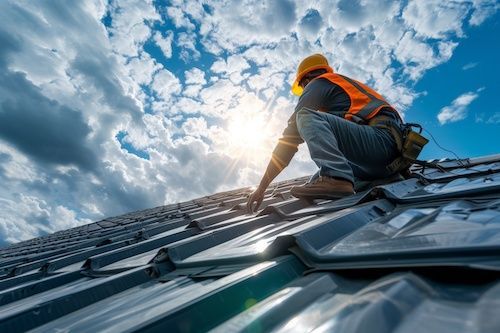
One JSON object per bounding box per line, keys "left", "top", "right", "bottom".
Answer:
{"left": 0, "top": 0, "right": 499, "bottom": 246}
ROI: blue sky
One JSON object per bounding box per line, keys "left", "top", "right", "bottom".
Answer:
{"left": 0, "top": 0, "right": 499, "bottom": 245}
{"left": 413, "top": 14, "right": 500, "bottom": 159}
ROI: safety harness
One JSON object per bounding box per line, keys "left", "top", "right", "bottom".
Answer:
{"left": 369, "top": 117, "right": 429, "bottom": 176}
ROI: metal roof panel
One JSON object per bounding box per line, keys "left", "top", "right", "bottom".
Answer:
{"left": 0, "top": 156, "right": 499, "bottom": 332}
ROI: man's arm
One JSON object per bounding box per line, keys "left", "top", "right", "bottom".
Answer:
{"left": 246, "top": 114, "right": 303, "bottom": 213}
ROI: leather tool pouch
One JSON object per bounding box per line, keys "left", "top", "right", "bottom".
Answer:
{"left": 385, "top": 123, "right": 428, "bottom": 176}
{"left": 366, "top": 116, "right": 429, "bottom": 176}
{"left": 402, "top": 129, "right": 429, "bottom": 160}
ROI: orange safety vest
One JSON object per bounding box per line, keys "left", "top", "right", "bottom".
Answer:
{"left": 318, "top": 73, "right": 402, "bottom": 123}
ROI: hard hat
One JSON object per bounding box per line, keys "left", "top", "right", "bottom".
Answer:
{"left": 291, "top": 54, "right": 333, "bottom": 96}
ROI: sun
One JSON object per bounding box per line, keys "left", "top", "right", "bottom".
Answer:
{"left": 226, "top": 109, "right": 272, "bottom": 161}
{"left": 228, "top": 113, "right": 265, "bottom": 148}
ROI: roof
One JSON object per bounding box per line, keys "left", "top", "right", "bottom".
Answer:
{"left": 1, "top": 154, "right": 500, "bottom": 332}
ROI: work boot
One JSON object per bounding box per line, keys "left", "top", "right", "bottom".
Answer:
{"left": 290, "top": 176, "right": 355, "bottom": 200}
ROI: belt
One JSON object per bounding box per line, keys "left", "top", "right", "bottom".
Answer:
{"left": 369, "top": 117, "right": 429, "bottom": 175}
{"left": 368, "top": 115, "right": 404, "bottom": 151}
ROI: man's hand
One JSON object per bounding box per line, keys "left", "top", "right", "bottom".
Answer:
{"left": 246, "top": 187, "right": 265, "bottom": 214}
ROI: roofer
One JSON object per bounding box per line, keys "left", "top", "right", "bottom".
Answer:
{"left": 247, "top": 53, "right": 422, "bottom": 213}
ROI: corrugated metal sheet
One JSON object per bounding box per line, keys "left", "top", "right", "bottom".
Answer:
{"left": 1, "top": 155, "right": 500, "bottom": 332}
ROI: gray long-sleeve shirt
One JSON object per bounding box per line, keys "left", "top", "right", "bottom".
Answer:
{"left": 271, "top": 77, "right": 351, "bottom": 170}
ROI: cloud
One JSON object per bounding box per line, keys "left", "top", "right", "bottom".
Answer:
{"left": 462, "top": 62, "right": 478, "bottom": 70}
{"left": 437, "top": 89, "right": 483, "bottom": 124}
{"left": 0, "top": 0, "right": 165, "bottom": 244}
{"left": 185, "top": 67, "right": 207, "bottom": 85}
{"left": 151, "top": 69, "right": 182, "bottom": 101}
{"left": 476, "top": 112, "right": 500, "bottom": 124}
{"left": 297, "top": 9, "right": 324, "bottom": 41}
{"left": 0, "top": 143, "right": 40, "bottom": 183}
{"left": 211, "top": 55, "right": 251, "bottom": 84}
{"left": 485, "top": 113, "right": 500, "bottom": 124}
{"left": 126, "top": 52, "right": 161, "bottom": 86}
{"left": 107, "top": 0, "right": 160, "bottom": 57}
{"left": 0, "top": 89, "right": 97, "bottom": 171}
{"left": 177, "top": 32, "right": 201, "bottom": 62}
{"left": 0, "top": 194, "right": 91, "bottom": 245}
{"left": 166, "top": 6, "right": 196, "bottom": 30}
{"left": 183, "top": 67, "right": 206, "bottom": 97}
{"left": 71, "top": 51, "right": 144, "bottom": 122}
{"left": 199, "top": 0, "right": 297, "bottom": 50}
{"left": 327, "top": 0, "right": 400, "bottom": 33}
{"left": 469, "top": 0, "right": 500, "bottom": 26}
{"left": 0, "top": 30, "right": 97, "bottom": 171}
{"left": 402, "top": 1, "right": 469, "bottom": 38}
{"left": 153, "top": 31, "right": 174, "bottom": 58}
{"left": 393, "top": 31, "right": 458, "bottom": 81}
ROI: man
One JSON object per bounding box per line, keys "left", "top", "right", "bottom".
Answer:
{"left": 247, "top": 53, "right": 404, "bottom": 213}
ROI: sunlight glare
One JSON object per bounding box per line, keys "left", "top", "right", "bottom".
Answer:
{"left": 226, "top": 107, "right": 271, "bottom": 160}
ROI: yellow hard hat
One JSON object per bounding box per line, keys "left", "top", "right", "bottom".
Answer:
{"left": 291, "top": 54, "right": 333, "bottom": 96}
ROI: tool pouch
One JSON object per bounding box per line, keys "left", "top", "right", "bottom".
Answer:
{"left": 402, "top": 129, "right": 429, "bottom": 160}
{"left": 386, "top": 124, "right": 428, "bottom": 176}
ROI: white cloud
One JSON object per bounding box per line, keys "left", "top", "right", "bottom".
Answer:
{"left": 469, "top": 0, "right": 500, "bottom": 26}
{"left": 325, "top": 0, "right": 400, "bottom": 34}
{"left": 476, "top": 112, "right": 500, "bottom": 124}
{"left": 153, "top": 31, "right": 174, "bottom": 58}
{"left": 297, "top": 9, "right": 324, "bottom": 41}
{"left": 211, "top": 55, "right": 251, "bottom": 84}
{"left": 247, "top": 67, "right": 287, "bottom": 97}
{"left": 169, "top": 0, "right": 205, "bottom": 22}
{"left": 182, "top": 67, "right": 207, "bottom": 98}
{"left": 177, "top": 32, "right": 201, "bottom": 61}
{"left": 182, "top": 117, "right": 209, "bottom": 139}
{"left": 185, "top": 67, "right": 206, "bottom": 85}
{"left": 486, "top": 113, "right": 500, "bottom": 124}
{"left": 462, "top": 62, "right": 478, "bottom": 70}
{"left": 51, "top": 206, "right": 93, "bottom": 233}
{"left": 107, "top": 0, "right": 160, "bottom": 57}
{"left": 199, "top": 0, "right": 297, "bottom": 50}
{"left": 0, "top": 194, "right": 90, "bottom": 245}
{"left": 0, "top": 141, "right": 41, "bottom": 183}
{"left": 198, "top": 79, "right": 244, "bottom": 117}
{"left": 170, "top": 97, "right": 204, "bottom": 115}
{"left": 437, "top": 89, "right": 483, "bottom": 124}
{"left": 166, "top": 6, "right": 196, "bottom": 30}
{"left": 151, "top": 69, "right": 182, "bottom": 101}
{"left": 183, "top": 84, "right": 203, "bottom": 98}
{"left": 394, "top": 31, "right": 458, "bottom": 81}
{"left": 402, "top": 1, "right": 468, "bottom": 38}
{"left": 126, "top": 52, "right": 161, "bottom": 85}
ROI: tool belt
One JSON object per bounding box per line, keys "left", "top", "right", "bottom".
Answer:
{"left": 368, "top": 116, "right": 429, "bottom": 176}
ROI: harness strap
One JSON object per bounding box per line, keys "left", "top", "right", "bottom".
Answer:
{"left": 368, "top": 115, "right": 404, "bottom": 151}
{"left": 368, "top": 117, "right": 429, "bottom": 177}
